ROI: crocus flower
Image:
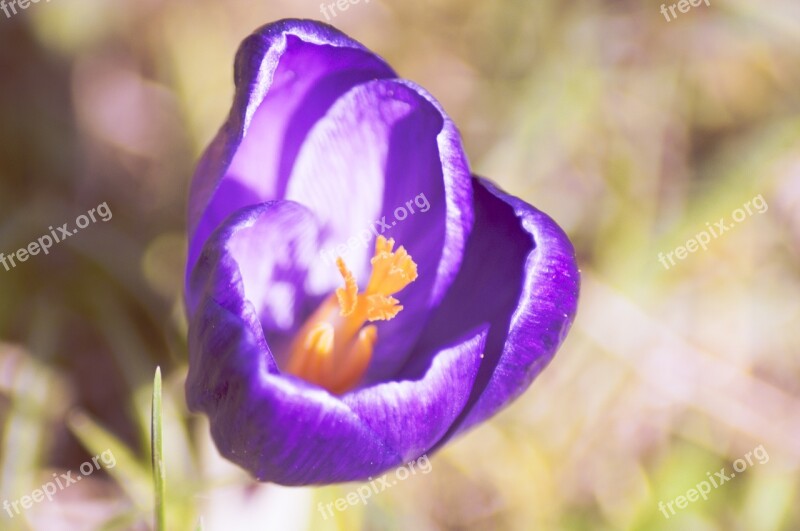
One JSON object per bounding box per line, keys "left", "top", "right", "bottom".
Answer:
{"left": 185, "top": 19, "right": 579, "bottom": 486}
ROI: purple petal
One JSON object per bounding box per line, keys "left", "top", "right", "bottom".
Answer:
{"left": 189, "top": 201, "right": 327, "bottom": 342}
{"left": 342, "top": 329, "right": 486, "bottom": 463}
{"left": 187, "top": 19, "right": 397, "bottom": 277}
{"left": 283, "top": 78, "right": 473, "bottom": 383}
{"left": 400, "top": 177, "right": 580, "bottom": 442}
{"left": 188, "top": 295, "right": 398, "bottom": 485}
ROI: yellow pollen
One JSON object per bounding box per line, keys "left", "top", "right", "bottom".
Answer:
{"left": 285, "top": 236, "right": 418, "bottom": 394}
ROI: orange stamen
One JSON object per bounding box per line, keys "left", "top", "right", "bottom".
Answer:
{"left": 285, "top": 236, "right": 418, "bottom": 394}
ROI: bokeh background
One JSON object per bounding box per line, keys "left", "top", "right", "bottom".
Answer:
{"left": 1, "top": 0, "right": 800, "bottom": 529}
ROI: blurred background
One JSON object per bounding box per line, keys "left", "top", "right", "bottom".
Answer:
{"left": 1, "top": 0, "right": 799, "bottom": 529}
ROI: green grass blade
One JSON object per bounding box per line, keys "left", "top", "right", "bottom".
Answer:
{"left": 152, "top": 367, "right": 166, "bottom": 531}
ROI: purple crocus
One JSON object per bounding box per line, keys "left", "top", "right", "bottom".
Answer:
{"left": 185, "top": 19, "right": 579, "bottom": 486}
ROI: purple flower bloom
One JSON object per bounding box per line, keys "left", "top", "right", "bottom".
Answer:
{"left": 185, "top": 19, "right": 579, "bottom": 486}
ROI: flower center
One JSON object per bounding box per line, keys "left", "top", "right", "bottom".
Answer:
{"left": 285, "top": 236, "right": 418, "bottom": 394}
